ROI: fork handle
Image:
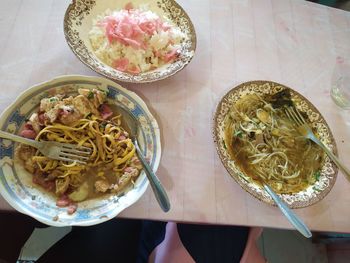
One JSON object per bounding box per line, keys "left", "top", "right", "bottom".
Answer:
{"left": 264, "top": 184, "right": 312, "bottom": 238}
{"left": 311, "top": 137, "right": 350, "bottom": 180}
{"left": 0, "top": 130, "right": 39, "bottom": 149}
{"left": 133, "top": 140, "right": 170, "bottom": 212}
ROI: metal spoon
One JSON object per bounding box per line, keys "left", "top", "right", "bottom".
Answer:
{"left": 264, "top": 184, "right": 312, "bottom": 238}
{"left": 116, "top": 104, "right": 170, "bottom": 212}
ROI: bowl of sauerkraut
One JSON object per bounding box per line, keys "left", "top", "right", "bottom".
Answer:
{"left": 64, "top": 0, "right": 196, "bottom": 83}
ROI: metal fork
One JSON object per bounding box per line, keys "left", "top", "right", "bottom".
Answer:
{"left": 285, "top": 107, "right": 350, "bottom": 179}
{"left": 0, "top": 130, "right": 91, "bottom": 164}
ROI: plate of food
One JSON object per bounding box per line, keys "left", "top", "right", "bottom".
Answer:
{"left": 0, "top": 75, "right": 161, "bottom": 226}
{"left": 213, "top": 81, "right": 338, "bottom": 208}
{"left": 64, "top": 0, "right": 196, "bottom": 83}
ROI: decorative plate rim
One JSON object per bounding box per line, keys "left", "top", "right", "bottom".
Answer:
{"left": 212, "top": 80, "right": 338, "bottom": 209}
{"left": 63, "top": 0, "right": 197, "bottom": 83}
{"left": 0, "top": 75, "right": 162, "bottom": 226}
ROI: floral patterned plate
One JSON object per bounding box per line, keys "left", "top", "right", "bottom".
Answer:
{"left": 0, "top": 75, "right": 161, "bottom": 226}
{"left": 64, "top": 0, "right": 196, "bottom": 83}
{"left": 213, "top": 81, "right": 338, "bottom": 208}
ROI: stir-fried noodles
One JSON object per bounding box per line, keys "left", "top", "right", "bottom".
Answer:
{"left": 16, "top": 88, "right": 142, "bottom": 214}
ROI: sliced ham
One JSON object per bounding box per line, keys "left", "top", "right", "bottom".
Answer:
{"left": 56, "top": 195, "right": 71, "bottom": 207}
{"left": 127, "top": 64, "right": 141, "bottom": 74}
{"left": 99, "top": 104, "right": 113, "bottom": 119}
{"left": 67, "top": 204, "right": 78, "bottom": 215}
{"left": 113, "top": 58, "right": 129, "bottom": 71}
{"left": 20, "top": 129, "right": 37, "bottom": 139}
{"left": 163, "top": 48, "right": 179, "bottom": 63}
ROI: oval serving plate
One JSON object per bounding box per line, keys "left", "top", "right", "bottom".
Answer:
{"left": 0, "top": 75, "right": 161, "bottom": 226}
{"left": 213, "top": 80, "right": 338, "bottom": 208}
{"left": 64, "top": 0, "right": 196, "bottom": 83}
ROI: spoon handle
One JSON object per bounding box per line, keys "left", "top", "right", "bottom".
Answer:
{"left": 264, "top": 184, "right": 312, "bottom": 238}
{"left": 134, "top": 140, "right": 170, "bottom": 212}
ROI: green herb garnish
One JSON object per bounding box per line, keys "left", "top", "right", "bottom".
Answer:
{"left": 87, "top": 91, "right": 94, "bottom": 99}
{"left": 49, "top": 97, "right": 58, "bottom": 102}
{"left": 314, "top": 171, "right": 321, "bottom": 181}
{"left": 222, "top": 140, "right": 227, "bottom": 149}
{"left": 234, "top": 130, "right": 243, "bottom": 138}
{"left": 312, "top": 186, "right": 322, "bottom": 192}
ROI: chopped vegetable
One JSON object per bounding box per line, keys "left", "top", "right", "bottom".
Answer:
{"left": 234, "top": 130, "right": 243, "bottom": 138}
{"left": 87, "top": 91, "right": 94, "bottom": 99}
{"left": 314, "top": 171, "right": 321, "bottom": 181}
{"left": 69, "top": 182, "right": 89, "bottom": 202}
{"left": 312, "top": 186, "right": 322, "bottom": 192}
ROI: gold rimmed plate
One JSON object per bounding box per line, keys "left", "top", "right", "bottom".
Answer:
{"left": 64, "top": 0, "right": 196, "bottom": 83}
{"left": 213, "top": 81, "right": 338, "bottom": 208}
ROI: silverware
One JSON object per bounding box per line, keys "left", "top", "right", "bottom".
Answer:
{"left": 116, "top": 105, "right": 170, "bottom": 212}
{"left": 0, "top": 130, "right": 91, "bottom": 164}
{"left": 264, "top": 184, "right": 312, "bottom": 238}
{"left": 285, "top": 106, "right": 350, "bottom": 180}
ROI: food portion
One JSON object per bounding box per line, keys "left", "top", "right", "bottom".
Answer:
{"left": 225, "top": 90, "right": 324, "bottom": 194}
{"left": 89, "top": 3, "right": 186, "bottom": 73}
{"left": 17, "top": 88, "right": 142, "bottom": 214}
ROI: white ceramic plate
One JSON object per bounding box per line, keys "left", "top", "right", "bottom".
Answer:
{"left": 64, "top": 0, "right": 196, "bottom": 83}
{"left": 0, "top": 75, "right": 161, "bottom": 226}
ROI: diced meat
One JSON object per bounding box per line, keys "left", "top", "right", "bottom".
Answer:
{"left": 28, "top": 113, "right": 42, "bottom": 133}
{"left": 99, "top": 104, "right": 113, "bottom": 120}
{"left": 59, "top": 109, "right": 82, "bottom": 125}
{"left": 130, "top": 156, "right": 142, "bottom": 170}
{"left": 67, "top": 204, "right": 78, "bottom": 215}
{"left": 127, "top": 64, "right": 141, "bottom": 74}
{"left": 20, "top": 129, "right": 37, "bottom": 139}
{"left": 117, "top": 135, "right": 126, "bottom": 141}
{"left": 73, "top": 95, "right": 100, "bottom": 117}
{"left": 163, "top": 48, "right": 179, "bottom": 63}
{"left": 78, "top": 88, "right": 107, "bottom": 109}
{"left": 113, "top": 58, "right": 129, "bottom": 72}
{"left": 124, "top": 166, "right": 139, "bottom": 177}
{"left": 94, "top": 89, "right": 106, "bottom": 105}
{"left": 47, "top": 170, "right": 62, "bottom": 181}
{"left": 63, "top": 96, "right": 74, "bottom": 105}
{"left": 95, "top": 180, "right": 110, "bottom": 193}
{"left": 32, "top": 174, "right": 55, "bottom": 192}
{"left": 44, "top": 107, "right": 60, "bottom": 123}
{"left": 40, "top": 96, "right": 60, "bottom": 112}
{"left": 56, "top": 195, "right": 71, "bottom": 207}
{"left": 38, "top": 113, "right": 46, "bottom": 125}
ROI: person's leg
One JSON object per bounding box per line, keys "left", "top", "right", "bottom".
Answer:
{"left": 0, "top": 212, "right": 45, "bottom": 263}
{"left": 177, "top": 223, "right": 249, "bottom": 263}
{"left": 136, "top": 220, "right": 167, "bottom": 263}
{"left": 37, "top": 218, "right": 142, "bottom": 263}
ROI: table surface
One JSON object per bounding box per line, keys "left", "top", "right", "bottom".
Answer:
{"left": 1, "top": 0, "right": 350, "bottom": 233}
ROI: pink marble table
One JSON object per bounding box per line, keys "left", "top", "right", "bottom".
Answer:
{"left": 1, "top": 0, "right": 350, "bottom": 233}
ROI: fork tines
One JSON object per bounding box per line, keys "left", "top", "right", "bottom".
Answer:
{"left": 284, "top": 106, "right": 306, "bottom": 126}
{"left": 58, "top": 143, "right": 92, "bottom": 164}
